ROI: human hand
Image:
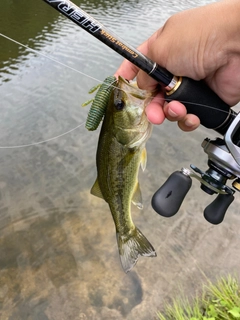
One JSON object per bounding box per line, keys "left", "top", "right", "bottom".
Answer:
{"left": 115, "top": 0, "right": 240, "bottom": 131}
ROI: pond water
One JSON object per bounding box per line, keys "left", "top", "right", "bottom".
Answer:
{"left": 1, "top": 0, "right": 240, "bottom": 319}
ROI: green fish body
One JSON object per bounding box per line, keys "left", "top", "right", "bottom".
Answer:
{"left": 91, "top": 76, "right": 156, "bottom": 272}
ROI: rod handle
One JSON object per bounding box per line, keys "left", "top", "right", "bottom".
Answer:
{"left": 165, "top": 77, "right": 235, "bottom": 135}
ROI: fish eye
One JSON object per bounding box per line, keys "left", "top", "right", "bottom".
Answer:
{"left": 114, "top": 99, "right": 125, "bottom": 111}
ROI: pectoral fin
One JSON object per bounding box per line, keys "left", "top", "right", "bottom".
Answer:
{"left": 132, "top": 182, "right": 143, "bottom": 209}
{"left": 90, "top": 178, "right": 104, "bottom": 199}
{"left": 140, "top": 148, "right": 147, "bottom": 171}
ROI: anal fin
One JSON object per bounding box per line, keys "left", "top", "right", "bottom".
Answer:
{"left": 140, "top": 147, "right": 147, "bottom": 171}
{"left": 132, "top": 182, "right": 143, "bottom": 209}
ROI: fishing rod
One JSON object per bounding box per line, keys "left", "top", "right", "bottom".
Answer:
{"left": 43, "top": 0, "right": 240, "bottom": 224}
{"left": 42, "top": 0, "right": 235, "bottom": 134}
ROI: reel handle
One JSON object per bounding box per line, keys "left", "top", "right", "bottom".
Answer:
{"left": 204, "top": 193, "right": 235, "bottom": 224}
{"left": 151, "top": 171, "right": 192, "bottom": 217}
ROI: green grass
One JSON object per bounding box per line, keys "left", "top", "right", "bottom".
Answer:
{"left": 157, "top": 275, "right": 240, "bottom": 320}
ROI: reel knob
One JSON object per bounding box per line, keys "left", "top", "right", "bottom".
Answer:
{"left": 151, "top": 170, "right": 192, "bottom": 217}
{"left": 204, "top": 193, "right": 235, "bottom": 224}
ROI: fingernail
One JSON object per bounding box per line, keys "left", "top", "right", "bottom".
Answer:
{"left": 168, "top": 107, "right": 178, "bottom": 117}
{"left": 184, "top": 119, "right": 195, "bottom": 127}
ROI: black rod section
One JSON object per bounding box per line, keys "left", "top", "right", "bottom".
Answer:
{"left": 42, "top": 0, "right": 173, "bottom": 87}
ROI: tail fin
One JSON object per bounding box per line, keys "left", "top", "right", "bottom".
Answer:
{"left": 116, "top": 227, "right": 156, "bottom": 273}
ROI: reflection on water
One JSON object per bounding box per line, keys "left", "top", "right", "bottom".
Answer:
{"left": 0, "top": 0, "right": 57, "bottom": 80}
{"left": 1, "top": 0, "right": 240, "bottom": 319}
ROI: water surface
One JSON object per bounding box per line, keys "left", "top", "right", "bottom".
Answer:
{"left": 1, "top": 0, "right": 240, "bottom": 319}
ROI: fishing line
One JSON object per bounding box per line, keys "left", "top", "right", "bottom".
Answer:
{"left": 0, "top": 32, "right": 121, "bottom": 92}
{"left": 152, "top": 97, "right": 236, "bottom": 117}
{"left": 0, "top": 32, "right": 107, "bottom": 149}
{"left": 0, "top": 32, "right": 236, "bottom": 150}
{"left": 0, "top": 33, "right": 104, "bottom": 85}
{"left": 0, "top": 121, "right": 85, "bottom": 149}
{"left": 0, "top": 32, "right": 235, "bottom": 117}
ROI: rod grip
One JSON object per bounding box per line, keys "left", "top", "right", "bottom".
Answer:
{"left": 166, "top": 77, "right": 235, "bottom": 134}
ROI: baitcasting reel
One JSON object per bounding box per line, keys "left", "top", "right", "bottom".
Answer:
{"left": 152, "top": 112, "right": 240, "bottom": 225}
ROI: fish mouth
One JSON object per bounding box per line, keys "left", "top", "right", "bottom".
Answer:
{"left": 117, "top": 76, "right": 154, "bottom": 106}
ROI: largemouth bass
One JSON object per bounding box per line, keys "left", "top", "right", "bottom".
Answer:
{"left": 90, "top": 76, "right": 157, "bottom": 272}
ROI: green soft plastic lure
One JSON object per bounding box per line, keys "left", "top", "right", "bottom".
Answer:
{"left": 83, "top": 75, "right": 117, "bottom": 131}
